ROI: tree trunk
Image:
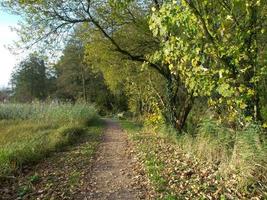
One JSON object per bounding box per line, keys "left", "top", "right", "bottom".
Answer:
{"left": 244, "top": 4, "right": 262, "bottom": 122}
{"left": 165, "top": 77, "right": 194, "bottom": 132}
{"left": 253, "top": 89, "right": 262, "bottom": 121}
{"left": 175, "top": 95, "right": 194, "bottom": 132}
{"left": 81, "top": 65, "right": 87, "bottom": 102}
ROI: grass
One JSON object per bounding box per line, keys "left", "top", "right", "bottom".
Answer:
{"left": 119, "top": 120, "right": 175, "bottom": 199}
{"left": 118, "top": 119, "right": 143, "bottom": 133}
{"left": 120, "top": 119, "right": 267, "bottom": 199}
{"left": 0, "top": 103, "right": 99, "bottom": 177}
{"left": 176, "top": 119, "right": 267, "bottom": 189}
{"left": 9, "top": 121, "right": 105, "bottom": 199}
{"left": 0, "top": 120, "right": 104, "bottom": 200}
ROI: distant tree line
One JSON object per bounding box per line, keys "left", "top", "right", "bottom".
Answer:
{"left": 10, "top": 40, "right": 128, "bottom": 115}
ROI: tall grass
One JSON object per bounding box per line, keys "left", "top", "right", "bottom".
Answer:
{"left": 0, "top": 103, "right": 99, "bottom": 176}
{"left": 0, "top": 103, "right": 97, "bottom": 124}
{"left": 176, "top": 118, "right": 267, "bottom": 190}
{"left": 122, "top": 118, "right": 267, "bottom": 197}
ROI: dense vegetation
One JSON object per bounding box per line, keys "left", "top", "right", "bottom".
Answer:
{"left": 0, "top": 103, "right": 99, "bottom": 176}
{"left": 0, "top": 0, "right": 267, "bottom": 198}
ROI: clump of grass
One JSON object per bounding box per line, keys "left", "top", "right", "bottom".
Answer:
{"left": 226, "top": 124, "right": 267, "bottom": 188}
{"left": 118, "top": 119, "right": 143, "bottom": 133}
{"left": 0, "top": 103, "right": 99, "bottom": 177}
{"left": 188, "top": 119, "right": 235, "bottom": 163}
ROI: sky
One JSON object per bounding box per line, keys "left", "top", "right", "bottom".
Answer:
{"left": 0, "top": 8, "right": 20, "bottom": 88}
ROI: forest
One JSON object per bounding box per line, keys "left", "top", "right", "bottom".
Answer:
{"left": 0, "top": 0, "right": 267, "bottom": 199}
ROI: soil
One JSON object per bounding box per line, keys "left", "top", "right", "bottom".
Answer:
{"left": 78, "top": 119, "right": 152, "bottom": 200}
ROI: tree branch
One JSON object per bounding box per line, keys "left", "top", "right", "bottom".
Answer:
{"left": 185, "top": 0, "right": 238, "bottom": 78}
{"left": 153, "top": 0, "right": 161, "bottom": 10}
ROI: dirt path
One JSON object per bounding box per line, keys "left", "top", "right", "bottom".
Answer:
{"left": 80, "top": 119, "right": 151, "bottom": 200}
{"left": 0, "top": 120, "right": 152, "bottom": 200}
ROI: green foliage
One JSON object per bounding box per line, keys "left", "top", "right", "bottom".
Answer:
{"left": 17, "top": 185, "right": 31, "bottom": 198}
{"left": 1, "top": 0, "right": 266, "bottom": 198}
{"left": 2, "top": 0, "right": 195, "bottom": 130}
{"left": 84, "top": 28, "right": 164, "bottom": 117}
{"left": 10, "top": 54, "right": 53, "bottom": 102}
{"left": 28, "top": 174, "right": 41, "bottom": 184}
{"left": 54, "top": 32, "right": 128, "bottom": 114}
{"left": 149, "top": 0, "right": 267, "bottom": 123}
{"left": 2, "top": 0, "right": 267, "bottom": 129}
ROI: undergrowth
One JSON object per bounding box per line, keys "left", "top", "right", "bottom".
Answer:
{"left": 121, "top": 119, "right": 267, "bottom": 199}
{"left": 176, "top": 119, "right": 267, "bottom": 191}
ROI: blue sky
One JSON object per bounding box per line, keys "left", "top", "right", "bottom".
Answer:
{"left": 0, "top": 8, "right": 21, "bottom": 88}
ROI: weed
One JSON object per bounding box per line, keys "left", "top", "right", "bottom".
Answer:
{"left": 18, "top": 185, "right": 31, "bottom": 198}
{"left": 68, "top": 171, "right": 81, "bottom": 186}
{"left": 29, "top": 174, "right": 41, "bottom": 184}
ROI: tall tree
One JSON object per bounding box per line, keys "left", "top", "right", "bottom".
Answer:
{"left": 54, "top": 35, "right": 127, "bottom": 113}
{"left": 54, "top": 39, "right": 89, "bottom": 102}
{"left": 11, "top": 54, "right": 49, "bottom": 102}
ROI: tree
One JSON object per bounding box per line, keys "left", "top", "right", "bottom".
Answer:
{"left": 54, "top": 34, "right": 127, "bottom": 113}
{"left": 54, "top": 39, "right": 89, "bottom": 102}
{"left": 11, "top": 54, "right": 49, "bottom": 102}
{"left": 84, "top": 29, "right": 166, "bottom": 118}
{"left": 5, "top": 0, "right": 266, "bottom": 130}
{"left": 149, "top": 0, "right": 267, "bottom": 124}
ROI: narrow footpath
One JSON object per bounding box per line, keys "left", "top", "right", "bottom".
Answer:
{"left": 80, "top": 119, "right": 152, "bottom": 200}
